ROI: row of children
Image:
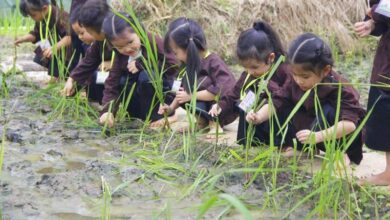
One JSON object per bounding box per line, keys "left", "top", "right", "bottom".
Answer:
{"left": 14, "top": 0, "right": 390, "bottom": 186}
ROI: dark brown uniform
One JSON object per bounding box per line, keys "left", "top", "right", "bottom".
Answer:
{"left": 217, "top": 62, "right": 291, "bottom": 146}
{"left": 364, "top": 2, "right": 390, "bottom": 151}
{"left": 70, "top": 40, "right": 113, "bottom": 102}
{"left": 101, "top": 34, "right": 178, "bottom": 121}
{"left": 178, "top": 53, "right": 236, "bottom": 121}
{"left": 272, "top": 70, "right": 365, "bottom": 164}
{"left": 29, "top": 5, "right": 74, "bottom": 77}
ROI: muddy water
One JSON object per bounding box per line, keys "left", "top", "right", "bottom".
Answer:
{"left": 0, "top": 85, "right": 181, "bottom": 219}
{"left": 0, "top": 78, "right": 314, "bottom": 220}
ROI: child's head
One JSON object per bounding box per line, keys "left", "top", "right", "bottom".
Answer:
{"left": 102, "top": 13, "right": 142, "bottom": 57}
{"left": 19, "top": 0, "right": 53, "bottom": 22}
{"left": 287, "top": 33, "right": 333, "bottom": 91}
{"left": 164, "top": 17, "right": 207, "bottom": 91}
{"left": 70, "top": 7, "right": 95, "bottom": 45}
{"left": 78, "top": 0, "right": 110, "bottom": 41}
{"left": 237, "top": 21, "right": 284, "bottom": 78}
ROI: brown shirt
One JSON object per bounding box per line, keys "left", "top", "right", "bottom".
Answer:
{"left": 370, "top": 4, "right": 390, "bottom": 87}
{"left": 195, "top": 53, "right": 236, "bottom": 96}
{"left": 101, "top": 34, "right": 178, "bottom": 114}
{"left": 70, "top": 40, "right": 113, "bottom": 86}
{"left": 272, "top": 70, "right": 366, "bottom": 131}
{"left": 218, "top": 62, "right": 291, "bottom": 126}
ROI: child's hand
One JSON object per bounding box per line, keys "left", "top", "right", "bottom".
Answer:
{"left": 158, "top": 103, "right": 174, "bottom": 115}
{"left": 296, "top": 129, "right": 323, "bottom": 144}
{"left": 127, "top": 60, "right": 139, "bottom": 74}
{"left": 354, "top": 20, "right": 374, "bottom": 37}
{"left": 14, "top": 38, "right": 25, "bottom": 47}
{"left": 100, "top": 61, "right": 112, "bottom": 71}
{"left": 43, "top": 48, "right": 53, "bottom": 59}
{"left": 209, "top": 104, "right": 222, "bottom": 117}
{"left": 62, "top": 77, "right": 75, "bottom": 97}
{"left": 99, "top": 112, "right": 115, "bottom": 128}
{"left": 367, "top": 7, "right": 373, "bottom": 18}
{"left": 176, "top": 88, "right": 191, "bottom": 104}
{"left": 246, "top": 110, "right": 261, "bottom": 124}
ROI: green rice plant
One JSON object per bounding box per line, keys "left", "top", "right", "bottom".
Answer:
{"left": 196, "top": 193, "right": 254, "bottom": 220}
{"left": 100, "top": 176, "right": 112, "bottom": 220}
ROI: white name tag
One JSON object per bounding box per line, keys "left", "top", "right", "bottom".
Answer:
{"left": 171, "top": 80, "right": 182, "bottom": 92}
{"left": 38, "top": 39, "right": 51, "bottom": 50}
{"left": 376, "top": 0, "right": 390, "bottom": 17}
{"left": 96, "top": 71, "right": 109, "bottom": 84}
{"left": 238, "top": 90, "right": 256, "bottom": 112}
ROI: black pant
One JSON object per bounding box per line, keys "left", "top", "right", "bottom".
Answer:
{"left": 237, "top": 107, "right": 286, "bottom": 147}
{"left": 85, "top": 71, "right": 104, "bottom": 103}
{"left": 284, "top": 104, "right": 363, "bottom": 165}
{"left": 121, "top": 71, "right": 173, "bottom": 121}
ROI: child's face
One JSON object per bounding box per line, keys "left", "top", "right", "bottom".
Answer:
{"left": 241, "top": 59, "right": 272, "bottom": 78}
{"left": 110, "top": 28, "right": 141, "bottom": 57}
{"left": 29, "top": 8, "right": 47, "bottom": 22}
{"left": 85, "top": 27, "right": 106, "bottom": 42}
{"left": 169, "top": 39, "right": 187, "bottom": 63}
{"left": 72, "top": 22, "right": 95, "bottom": 45}
{"left": 291, "top": 64, "right": 330, "bottom": 91}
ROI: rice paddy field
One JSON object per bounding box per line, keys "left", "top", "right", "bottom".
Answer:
{"left": 0, "top": 0, "right": 390, "bottom": 219}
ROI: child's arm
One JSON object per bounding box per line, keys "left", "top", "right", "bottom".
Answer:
{"left": 14, "top": 34, "right": 36, "bottom": 46}
{"left": 158, "top": 98, "right": 180, "bottom": 115}
{"left": 54, "top": 35, "right": 71, "bottom": 51}
{"left": 296, "top": 120, "right": 356, "bottom": 144}
{"left": 196, "top": 90, "right": 215, "bottom": 101}
{"left": 246, "top": 104, "right": 270, "bottom": 125}
{"left": 43, "top": 36, "right": 71, "bottom": 58}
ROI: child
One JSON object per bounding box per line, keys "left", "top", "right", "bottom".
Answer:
{"left": 209, "top": 21, "right": 291, "bottom": 146}
{"left": 246, "top": 33, "right": 365, "bottom": 165}
{"left": 63, "top": 1, "right": 112, "bottom": 104}
{"left": 99, "top": 12, "right": 179, "bottom": 127}
{"left": 158, "top": 17, "right": 236, "bottom": 133}
{"left": 355, "top": 1, "right": 390, "bottom": 185}
{"left": 69, "top": 0, "right": 88, "bottom": 71}
{"left": 15, "top": 0, "right": 73, "bottom": 81}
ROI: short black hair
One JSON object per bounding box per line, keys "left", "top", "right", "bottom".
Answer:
{"left": 78, "top": 0, "right": 110, "bottom": 33}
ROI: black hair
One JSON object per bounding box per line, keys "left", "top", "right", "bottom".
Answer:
{"left": 19, "top": 0, "right": 55, "bottom": 17}
{"left": 287, "top": 33, "right": 334, "bottom": 74}
{"left": 102, "top": 12, "right": 143, "bottom": 41}
{"left": 164, "top": 17, "right": 207, "bottom": 92}
{"left": 237, "top": 21, "right": 284, "bottom": 64}
{"left": 70, "top": 6, "right": 81, "bottom": 25}
{"left": 78, "top": 0, "right": 110, "bottom": 33}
